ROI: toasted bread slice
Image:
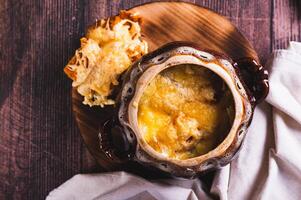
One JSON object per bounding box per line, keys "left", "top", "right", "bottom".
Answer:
{"left": 64, "top": 11, "right": 148, "bottom": 107}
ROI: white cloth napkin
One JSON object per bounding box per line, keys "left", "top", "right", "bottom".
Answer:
{"left": 211, "top": 41, "right": 301, "bottom": 200}
{"left": 47, "top": 42, "right": 301, "bottom": 200}
{"left": 46, "top": 172, "right": 209, "bottom": 200}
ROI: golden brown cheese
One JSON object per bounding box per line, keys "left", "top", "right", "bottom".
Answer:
{"left": 138, "top": 65, "right": 235, "bottom": 160}
{"left": 64, "top": 11, "right": 148, "bottom": 107}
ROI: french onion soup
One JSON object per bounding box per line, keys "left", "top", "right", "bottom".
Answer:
{"left": 137, "top": 64, "right": 235, "bottom": 160}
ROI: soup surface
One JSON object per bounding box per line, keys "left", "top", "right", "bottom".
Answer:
{"left": 138, "top": 64, "right": 235, "bottom": 160}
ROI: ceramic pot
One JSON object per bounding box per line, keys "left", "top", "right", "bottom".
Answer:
{"left": 99, "top": 42, "right": 269, "bottom": 178}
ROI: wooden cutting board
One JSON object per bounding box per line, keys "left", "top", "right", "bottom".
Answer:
{"left": 71, "top": 2, "right": 258, "bottom": 174}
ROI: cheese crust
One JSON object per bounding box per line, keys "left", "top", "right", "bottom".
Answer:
{"left": 138, "top": 65, "right": 235, "bottom": 160}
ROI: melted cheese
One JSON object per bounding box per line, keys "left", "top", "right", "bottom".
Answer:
{"left": 64, "top": 11, "right": 148, "bottom": 106}
{"left": 138, "top": 65, "right": 235, "bottom": 160}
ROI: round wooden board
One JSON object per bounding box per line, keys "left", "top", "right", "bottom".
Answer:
{"left": 72, "top": 2, "right": 259, "bottom": 173}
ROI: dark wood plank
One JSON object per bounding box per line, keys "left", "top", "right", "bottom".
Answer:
{"left": 0, "top": 0, "right": 101, "bottom": 199}
{"left": 272, "top": 0, "right": 301, "bottom": 49}
{"left": 196, "top": 0, "right": 272, "bottom": 63}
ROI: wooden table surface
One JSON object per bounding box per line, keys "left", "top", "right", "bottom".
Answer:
{"left": 0, "top": 0, "right": 300, "bottom": 199}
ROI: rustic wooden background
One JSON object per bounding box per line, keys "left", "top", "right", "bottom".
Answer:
{"left": 0, "top": 0, "right": 300, "bottom": 199}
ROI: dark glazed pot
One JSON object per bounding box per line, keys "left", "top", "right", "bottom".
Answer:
{"left": 99, "top": 42, "right": 269, "bottom": 178}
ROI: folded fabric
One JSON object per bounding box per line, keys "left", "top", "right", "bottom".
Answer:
{"left": 46, "top": 171, "right": 209, "bottom": 200}
{"left": 47, "top": 42, "right": 301, "bottom": 200}
{"left": 212, "top": 41, "right": 301, "bottom": 200}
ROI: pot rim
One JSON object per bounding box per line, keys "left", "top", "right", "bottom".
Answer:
{"left": 127, "top": 53, "right": 250, "bottom": 167}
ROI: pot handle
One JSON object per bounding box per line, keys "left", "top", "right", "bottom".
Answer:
{"left": 100, "top": 118, "right": 135, "bottom": 162}
{"left": 233, "top": 58, "right": 269, "bottom": 105}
